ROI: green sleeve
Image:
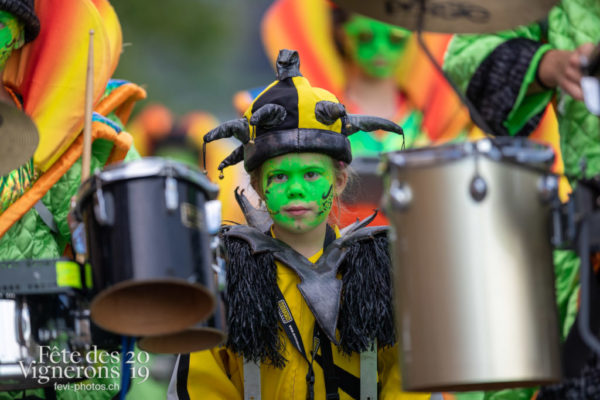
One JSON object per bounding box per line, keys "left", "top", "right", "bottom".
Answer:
{"left": 503, "top": 44, "right": 554, "bottom": 135}
{"left": 444, "top": 23, "right": 545, "bottom": 93}
{"left": 444, "top": 24, "right": 554, "bottom": 135}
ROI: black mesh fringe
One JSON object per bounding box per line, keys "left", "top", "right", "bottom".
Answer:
{"left": 337, "top": 233, "right": 396, "bottom": 354}
{"left": 223, "top": 236, "right": 286, "bottom": 367}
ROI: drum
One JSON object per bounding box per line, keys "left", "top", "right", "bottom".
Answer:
{"left": 0, "top": 295, "right": 95, "bottom": 390}
{"left": 138, "top": 239, "right": 227, "bottom": 354}
{"left": 74, "top": 158, "right": 220, "bottom": 337}
{"left": 383, "top": 138, "right": 561, "bottom": 391}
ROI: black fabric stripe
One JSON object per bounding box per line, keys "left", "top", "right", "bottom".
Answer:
{"left": 251, "top": 79, "right": 299, "bottom": 136}
{"left": 324, "top": 225, "right": 336, "bottom": 248}
{"left": 314, "top": 354, "right": 361, "bottom": 400}
{"left": 318, "top": 327, "right": 340, "bottom": 400}
{"left": 176, "top": 354, "right": 191, "bottom": 400}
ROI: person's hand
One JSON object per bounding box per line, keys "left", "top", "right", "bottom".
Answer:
{"left": 537, "top": 43, "right": 596, "bottom": 101}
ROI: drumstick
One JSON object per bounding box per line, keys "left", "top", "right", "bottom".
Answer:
{"left": 81, "top": 29, "right": 94, "bottom": 184}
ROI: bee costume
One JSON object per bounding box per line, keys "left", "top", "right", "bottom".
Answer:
{"left": 168, "top": 50, "right": 429, "bottom": 400}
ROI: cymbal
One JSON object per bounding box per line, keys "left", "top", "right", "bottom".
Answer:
{"left": 333, "top": 0, "right": 558, "bottom": 33}
{"left": 0, "top": 101, "right": 39, "bottom": 176}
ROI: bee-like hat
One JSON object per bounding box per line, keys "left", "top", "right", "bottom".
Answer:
{"left": 204, "top": 49, "right": 404, "bottom": 174}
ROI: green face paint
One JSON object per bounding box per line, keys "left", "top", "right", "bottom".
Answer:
{"left": 0, "top": 11, "right": 23, "bottom": 69}
{"left": 261, "top": 153, "right": 336, "bottom": 234}
{"left": 343, "top": 15, "right": 409, "bottom": 79}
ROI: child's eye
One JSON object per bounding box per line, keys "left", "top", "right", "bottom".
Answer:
{"left": 357, "top": 31, "right": 373, "bottom": 44}
{"left": 389, "top": 31, "right": 406, "bottom": 45}
{"left": 304, "top": 171, "right": 320, "bottom": 180}
{"left": 271, "top": 173, "right": 287, "bottom": 183}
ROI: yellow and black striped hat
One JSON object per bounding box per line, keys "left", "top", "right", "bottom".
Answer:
{"left": 204, "top": 49, "right": 403, "bottom": 173}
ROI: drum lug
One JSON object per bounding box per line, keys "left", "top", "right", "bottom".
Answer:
{"left": 469, "top": 175, "right": 488, "bottom": 202}
{"left": 15, "top": 298, "right": 31, "bottom": 346}
{"left": 165, "top": 176, "right": 179, "bottom": 212}
{"left": 389, "top": 180, "right": 413, "bottom": 211}
{"left": 93, "top": 188, "right": 114, "bottom": 226}
{"left": 73, "top": 309, "right": 92, "bottom": 349}
{"left": 204, "top": 200, "right": 222, "bottom": 235}
{"left": 538, "top": 175, "right": 559, "bottom": 203}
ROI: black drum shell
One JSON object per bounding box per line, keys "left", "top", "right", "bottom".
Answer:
{"left": 77, "top": 160, "right": 218, "bottom": 337}
{"left": 80, "top": 176, "right": 213, "bottom": 292}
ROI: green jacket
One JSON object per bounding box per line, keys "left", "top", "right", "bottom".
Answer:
{"left": 444, "top": 0, "right": 600, "bottom": 179}
{"left": 444, "top": 0, "right": 599, "bottom": 398}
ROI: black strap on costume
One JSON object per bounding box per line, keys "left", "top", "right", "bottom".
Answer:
{"left": 175, "top": 353, "right": 192, "bottom": 400}
{"left": 316, "top": 326, "right": 340, "bottom": 400}
{"left": 314, "top": 353, "right": 361, "bottom": 399}
{"left": 275, "top": 286, "right": 319, "bottom": 400}
{"left": 319, "top": 225, "right": 342, "bottom": 399}
{"left": 323, "top": 224, "right": 336, "bottom": 248}
{"left": 273, "top": 225, "right": 339, "bottom": 400}
{"left": 275, "top": 289, "right": 360, "bottom": 400}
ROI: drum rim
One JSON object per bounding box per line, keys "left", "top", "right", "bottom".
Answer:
{"left": 75, "top": 157, "right": 219, "bottom": 208}
{"left": 89, "top": 278, "right": 215, "bottom": 337}
{"left": 137, "top": 326, "right": 226, "bottom": 354}
{"left": 384, "top": 138, "right": 555, "bottom": 170}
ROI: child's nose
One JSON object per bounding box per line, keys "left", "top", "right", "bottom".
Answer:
{"left": 287, "top": 181, "right": 305, "bottom": 198}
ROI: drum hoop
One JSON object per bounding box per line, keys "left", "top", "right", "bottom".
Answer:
{"left": 74, "top": 158, "right": 219, "bottom": 216}
{"left": 385, "top": 138, "right": 555, "bottom": 172}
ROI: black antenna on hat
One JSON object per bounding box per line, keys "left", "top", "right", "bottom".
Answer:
{"left": 315, "top": 100, "right": 405, "bottom": 148}
{"left": 276, "top": 49, "right": 302, "bottom": 80}
{"left": 204, "top": 118, "right": 250, "bottom": 144}
{"left": 202, "top": 118, "right": 251, "bottom": 178}
{"left": 250, "top": 104, "right": 287, "bottom": 128}
{"left": 217, "top": 145, "right": 244, "bottom": 179}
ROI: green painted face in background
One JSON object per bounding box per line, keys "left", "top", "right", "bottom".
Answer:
{"left": 261, "top": 153, "right": 336, "bottom": 234}
{"left": 343, "top": 15, "right": 409, "bottom": 79}
{"left": 0, "top": 11, "right": 23, "bottom": 69}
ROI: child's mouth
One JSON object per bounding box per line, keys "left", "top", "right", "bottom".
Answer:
{"left": 284, "top": 206, "right": 311, "bottom": 216}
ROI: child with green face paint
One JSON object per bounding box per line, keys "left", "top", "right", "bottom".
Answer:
{"left": 340, "top": 15, "right": 409, "bottom": 81}
{"left": 234, "top": 1, "right": 472, "bottom": 228}
{"left": 332, "top": 9, "right": 419, "bottom": 151}
{"left": 170, "top": 50, "right": 430, "bottom": 400}
{"left": 255, "top": 152, "right": 347, "bottom": 251}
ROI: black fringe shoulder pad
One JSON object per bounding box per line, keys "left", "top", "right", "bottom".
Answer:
{"left": 219, "top": 225, "right": 396, "bottom": 364}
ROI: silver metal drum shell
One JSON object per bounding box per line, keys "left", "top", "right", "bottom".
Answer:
{"left": 386, "top": 155, "right": 561, "bottom": 392}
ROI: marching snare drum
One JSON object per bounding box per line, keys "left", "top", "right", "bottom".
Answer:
{"left": 74, "top": 158, "right": 220, "bottom": 337}
{"left": 0, "top": 295, "right": 93, "bottom": 390}
{"left": 0, "top": 259, "right": 119, "bottom": 390}
{"left": 138, "top": 237, "right": 227, "bottom": 354}
{"left": 384, "top": 137, "right": 561, "bottom": 391}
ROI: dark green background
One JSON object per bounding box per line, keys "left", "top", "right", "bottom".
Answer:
{"left": 112, "top": 0, "right": 274, "bottom": 121}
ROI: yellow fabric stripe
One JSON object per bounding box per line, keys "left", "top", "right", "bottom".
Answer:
{"left": 244, "top": 80, "right": 280, "bottom": 121}
{"left": 293, "top": 76, "right": 342, "bottom": 133}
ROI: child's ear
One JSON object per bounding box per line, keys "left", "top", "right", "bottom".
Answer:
{"left": 335, "top": 168, "right": 348, "bottom": 196}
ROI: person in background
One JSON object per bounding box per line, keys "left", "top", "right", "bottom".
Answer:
{"left": 0, "top": 1, "right": 146, "bottom": 398}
